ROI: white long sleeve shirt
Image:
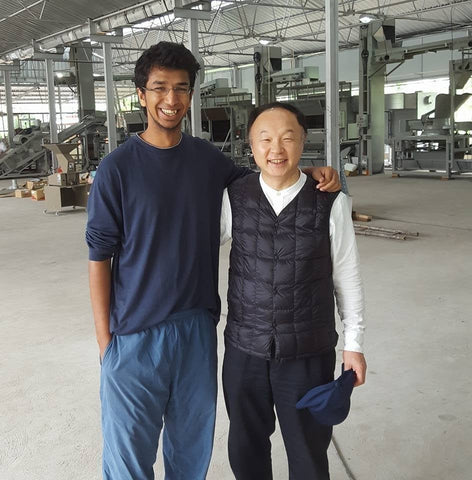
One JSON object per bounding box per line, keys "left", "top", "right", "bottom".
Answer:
{"left": 220, "top": 171, "right": 365, "bottom": 353}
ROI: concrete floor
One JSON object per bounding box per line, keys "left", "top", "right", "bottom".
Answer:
{"left": 0, "top": 172, "right": 471, "bottom": 480}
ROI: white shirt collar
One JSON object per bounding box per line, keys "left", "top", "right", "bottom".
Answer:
{"left": 259, "top": 169, "right": 307, "bottom": 198}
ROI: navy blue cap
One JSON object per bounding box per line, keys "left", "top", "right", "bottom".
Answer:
{"left": 295, "top": 367, "right": 356, "bottom": 426}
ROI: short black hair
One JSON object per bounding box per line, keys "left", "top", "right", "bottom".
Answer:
{"left": 134, "top": 41, "right": 201, "bottom": 90}
{"left": 248, "top": 102, "right": 308, "bottom": 138}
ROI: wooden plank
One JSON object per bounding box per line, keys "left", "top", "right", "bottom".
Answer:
{"left": 352, "top": 211, "right": 372, "bottom": 222}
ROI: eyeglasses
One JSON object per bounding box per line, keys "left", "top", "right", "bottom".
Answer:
{"left": 141, "top": 86, "right": 192, "bottom": 97}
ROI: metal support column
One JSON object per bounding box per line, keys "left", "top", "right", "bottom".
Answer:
{"left": 232, "top": 65, "right": 241, "bottom": 88}
{"left": 448, "top": 60, "right": 455, "bottom": 179}
{"left": 358, "top": 25, "right": 368, "bottom": 174}
{"left": 358, "top": 20, "right": 387, "bottom": 175}
{"left": 45, "top": 58, "right": 58, "bottom": 170}
{"left": 325, "top": 0, "right": 340, "bottom": 170}
{"left": 188, "top": 18, "right": 202, "bottom": 138}
{"left": 103, "top": 42, "right": 117, "bottom": 153}
{"left": 3, "top": 71, "right": 14, "bottom": 147}
{"left": 45, "top": 59, "right": 58, "bottom": 143}
{"left": 57, "top": 85, "right": 63, "bottom": 131}
{"left": 368, "top": 65, "right": 386, "bottom": 174}
{"left": 70, "top": 43, "right": 96, "bottom": 119}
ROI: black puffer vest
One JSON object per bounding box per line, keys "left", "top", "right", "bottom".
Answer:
{"left": 225, "top": 174, "right": 339, "bottom": 360}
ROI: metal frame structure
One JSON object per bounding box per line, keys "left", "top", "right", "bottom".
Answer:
{"left": 325, "top": 0, "right": 340, "bottom": 171}
{"left": 3, "top": 1, "right": 472, "bottom": 76}
{"left": 390, "top": 57, "right": 472, "bottom": 178}
{"left": 358, "top": 17, "right": 472, "bottom": 176}
{"left": 1, "top": 1, "right": 472, "bottom": 174}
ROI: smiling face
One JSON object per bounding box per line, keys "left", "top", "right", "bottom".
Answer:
{"left": 250, "top": 108, "right": 306, "bottom": 190}
{"left": 137, "top": 66, "right": 192, "bottom": 143}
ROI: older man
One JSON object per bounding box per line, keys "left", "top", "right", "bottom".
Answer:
{"left": 221, "top": 102, "right": 366, "bottom": 480}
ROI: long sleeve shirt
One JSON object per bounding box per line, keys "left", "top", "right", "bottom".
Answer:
{"left": 220, "top": 171, "right": 365, "bottom": 353}
{"left": 86, "top": 133, "right": 248, "bottom": 335}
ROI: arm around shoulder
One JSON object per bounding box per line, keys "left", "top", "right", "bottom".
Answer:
{"left": 302, "top": 166, "right": 341, "bottom": 192}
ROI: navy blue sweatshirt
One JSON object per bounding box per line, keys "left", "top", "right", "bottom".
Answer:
{"left": 86, "top": 133, "right": 248, "bottom": 335}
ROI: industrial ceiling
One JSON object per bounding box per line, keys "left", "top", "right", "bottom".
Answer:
{"left": 1, "top": 0, "right": 472, "bottom": 68}
{"left": 0, "top": 0, "right": 471, "bottom": 106}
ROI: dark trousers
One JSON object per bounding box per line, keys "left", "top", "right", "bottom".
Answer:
{"left": 223, "top": 343, "right": 336, "bottom": 480}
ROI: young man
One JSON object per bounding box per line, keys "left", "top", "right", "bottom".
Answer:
{"left": 86, "top": 42, "right": 340, "bottom": 480}
{"left": 221, "top": 102, "right": 366, "bottom": 480}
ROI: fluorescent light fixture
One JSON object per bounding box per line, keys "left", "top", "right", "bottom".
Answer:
{"left": 257, "top": 36, "right": 281, "bottom": 45}
{"left": 211, "top": 1, "right": 231, "bottom": 8}
{"left": 359, "top": 13, "right": 376, "bottom": 24}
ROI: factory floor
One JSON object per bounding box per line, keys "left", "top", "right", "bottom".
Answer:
{"left": 0, "top": 172, "right": 470, "bottom": 480}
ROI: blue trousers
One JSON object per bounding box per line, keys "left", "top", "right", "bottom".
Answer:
{"left": 100, "top": 309, "right": 217, "bottom": 480}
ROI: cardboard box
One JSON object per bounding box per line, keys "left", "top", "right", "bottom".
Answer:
{"left": 79, "top": 173, "right": 89, "bottom": 184}
{"left": 344, "top": 163, "right": 358, "bottom": 172}
{"left": 48, "top": 172, "right": 79, "bottom": 187}
{"left": 31, "top": 188, "right": 45, "bottom": 201}
{"left": 15, "top": 188, "right": 31, "bottom": 198}
{"left": 26, "top": 180, "right": 45, "bottom": 190}
{"left": 344, "top": 162, "right": 359, "bottom": 177}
